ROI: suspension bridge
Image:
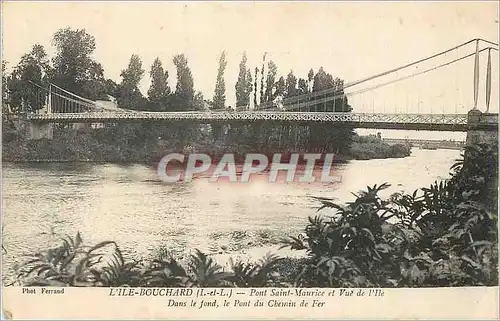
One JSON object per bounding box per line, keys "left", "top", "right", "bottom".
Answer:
{"left": 17, "top": 38, "right": 500, "bottom": 138}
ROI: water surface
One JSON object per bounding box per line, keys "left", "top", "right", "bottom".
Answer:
{"left": 2, "top": 148, "right": 461, "bottom": 282}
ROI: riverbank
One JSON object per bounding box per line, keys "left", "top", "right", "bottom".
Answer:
{"left": 2, "top": 124, "right": 411, "bottom": 163}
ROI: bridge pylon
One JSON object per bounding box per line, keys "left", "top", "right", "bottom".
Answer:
{"left": 466, "top": 109, "right": 498, "bottom": 147}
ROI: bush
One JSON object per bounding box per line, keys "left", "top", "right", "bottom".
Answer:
{"left": 283, "top": 143, "right": 498, "bottom": 287}
{"left": 17, "top": 233, "right": 285, "bottom": 288}
{"left": 348, "top": 135, "right": 411, "bottom": 160}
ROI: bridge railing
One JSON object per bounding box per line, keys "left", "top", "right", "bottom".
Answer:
{"left": 26, "top": 111, "right": 470, "bottom": 124}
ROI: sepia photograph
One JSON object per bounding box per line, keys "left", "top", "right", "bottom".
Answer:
{"left": 1, "top": 1, "right": 499, "bottom": 319}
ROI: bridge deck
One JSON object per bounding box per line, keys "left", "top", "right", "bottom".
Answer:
{"left": 26, "top": 112, "right": 498, "bottom": 132}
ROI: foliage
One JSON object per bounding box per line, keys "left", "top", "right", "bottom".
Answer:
{"left": 285, "top": 71, "right": 298, "bottom": 98}
{"left": 297, "top": 78, "right": 309, "bottom": 95}
{"left": 229, "top": 253, "right": 286, "bottom": 287}
{"left": 349, "top": 134, "right": 411, "bottom": 160}
{"left": 18, "top": 234, "right": 284, "bottom": 288}
{"left": 50, "top": 28, "right": 109, "bottom": 101}
{"left": 275, "top": 76, "right": 286, "bottom": 98}
{"left": 17, "top": 233, "right": 130, "bottom": 287}
{"left": 245, "top": 69, "right": 253, "bottom": 108}
{"left": 264, "top": 60, "right": 278, "bottom": 103}
{"left": 253, "top": 67, "right": 259, "bottom": 107}
{"left": 172, "top": 54, "right": 195, "bottom": 111}
{"left": 213, "top": 51, "right": 228, "bottom": 110}
{"left": 118, "top": 54, "right": 146, "bottom": 110}
{"left": 193, "top": 91, "right": 206, "bottom": 111}
{"left": 260, "top": 53, "right": 266, "bottom": 106}
{"left": 2, "top": 60, "right": 10, "bottom": 117}
{"left": 235, "top": 52, "right": 252, "bottom": 109}
{"left": 308, "top": 68, "right": 315, "bottom": 90}
{"left": 284, "top": 143, "right": 498, "bottom": 287}
{"left": 4, "top": 27, "right": 404, "bottom": 159}
{"left": 311, "top": 67, "right": 350, "bottom": 112}
{"left": 147, "top": 57, "right": 171, "bottom": 111}
{"left": 7, "top": 44, "right": 50, "bottom": 113}
{"left": 2, "top": 122, "right": 410, "bottom": 163}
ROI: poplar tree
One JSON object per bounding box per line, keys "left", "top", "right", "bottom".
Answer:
{"left": 253, "top": 67, "right": 259, "bottom": 107}
{"left": 147, "top": 57, "right": 170, "bottom": 111}
{"left": 264, "top": 60, "right": 278, "bottom": 102}
{"left": 275, "top": 76, "right": 286, "bottom": 98}
{"left": 212, "top": 51, "right": 227, "bottom": 110}
{"left": 118, "top": 54, "right": 145, "bottom": 110}
{"left": 244, "top": 68, "right": 253, "bottom": 110}
{"left": 285, "top": 71, "right": 298, "bottom": 98}
{"left": 297, "top": 78, "right": 309, "bottom": 95}
{"left": 308, "top": 68, "right": 315, "bottom": 91}
{"left": 260, "top": 53, "right": 266, "bottom": 105}
{"left": 172, "top": 54, "right": 194, "bottom": 111}
{"left": 235, "top": 52, "right": 251, "bottom": 109}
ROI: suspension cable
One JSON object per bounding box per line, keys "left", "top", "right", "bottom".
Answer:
{"left": 259, "top": 38, "right": 483, "bottom": 109}
{"left": 261, "top": 38, "right": 499, "bottom": 110}
{"left": 284, "top": 46, "right": 498, "bottom": 111}
{"left": 28, "top": 81, "right": 95, "bottom": 109}
{"left": 346, "top": 46, "right": 498, "bottom": 97}
{"left": 49, "top": 83, "right": 96, "bottom": 105}
{"left": 49, "top": 91, "right": 95, "bottom": 109}
{"left": 479, "top": 38, "right": 499, "bottom": 47}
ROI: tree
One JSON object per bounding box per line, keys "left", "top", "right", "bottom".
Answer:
{"left": 312, "top": 67, "right": 349, "bottom": 112}
{"left": 253, "top": 67, "right": 259, "bottom": 108}
{"left": 309, "top": 66, "right": 353, "bottom": 154}
{"left": 172, "top": 54, "right": 194, "bottom": 111}
{"left": 275, "top": 76, "right": 286, "bottom": 98}
{"left": 50, "top": 28, "right": 107, "bottom": 100}
{"left": 307, "top": 68, "right": 315, "bottom": 91}
{"left": 2, "top": 61, "right": 7, "bottom": 96}
{"left": 104, "top": 79, "right": 120, "bottom": 99}
{"left": 81, "top": 61, "right": 107, "bottom": 102}
{"left": 285, "top": 71, "right": 298, "bottom": 98}
{"left": 117, "top": 54, "right": 146, "bottom": 110}
{"left": 213, "top": 51, "right": 227, "bottom": 110}
{"left": 297, "top": 78, "right": 309, "bottom": 95}
{"left": 121, "top": 54, "right": 144, "bottom": 87}
{"left": 245, "top": 68, "right": 253, "bottom": 109}
{"left": 235, "top": 52, "right": 251, "bottom": 109}
{"left": 193, "top": 91, "right": 206, "bottom": 111}
{"left": 8, "top": 44, "right": 50, "bottom": 113}
{"left": 2, "top": 60, "right": 10, "bottom": 114}
{"left": 147, "top": 57, "right": 170, "bottom": 111}
{"left": 264, "top": 60, "right": 278, "bottom": 102}
{"left": 260, "top": 53, "right": 266, "bottom": 106}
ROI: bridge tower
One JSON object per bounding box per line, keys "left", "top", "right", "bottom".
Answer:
{"left": 466, "top": 40, "right": 498, "bottom": 147}
{"left": 25, "top": 83, "right": 53, "bottom": 140}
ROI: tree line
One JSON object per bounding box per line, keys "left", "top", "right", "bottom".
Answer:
{"left": 2, "top": 28, "right": 350, "bottom": 114}
{"left": 2, "top": 27, "right": 357, "bottom": 156}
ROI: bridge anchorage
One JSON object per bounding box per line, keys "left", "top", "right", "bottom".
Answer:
{"left": 17, "top": 38, "right": 499, "bottom": 144}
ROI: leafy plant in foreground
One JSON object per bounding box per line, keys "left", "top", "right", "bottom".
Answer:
{"left": 18, "top": 233, "right": 117, "bottom": 286}
{"left": 18, "top": 235, "right": 283, "bottom": 288}
{"left": 284, "top": 143, "right": 498, "bottom": 287}
{"left": 230, "top": 253, "right": 285, "bottom": 287}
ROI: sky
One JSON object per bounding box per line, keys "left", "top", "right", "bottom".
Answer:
{"left": 2, "top": 1, "right": 499, "bottom": 139}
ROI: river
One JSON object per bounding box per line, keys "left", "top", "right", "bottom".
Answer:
{"left": 2, "top": 148, "right": 461, "bottom": 283}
